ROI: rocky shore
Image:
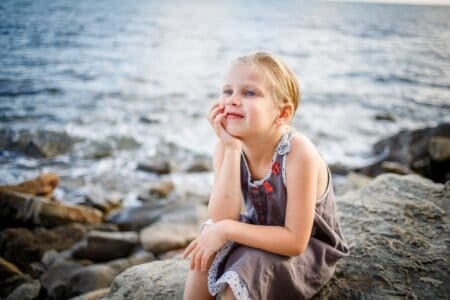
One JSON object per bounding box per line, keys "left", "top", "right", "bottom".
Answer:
{"left": 0, "top": 123, "right": 448, "bottom": 299}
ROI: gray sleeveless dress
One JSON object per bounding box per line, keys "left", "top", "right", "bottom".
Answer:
{"left": 207, "top": 132, "right": 349, "bottom": 300}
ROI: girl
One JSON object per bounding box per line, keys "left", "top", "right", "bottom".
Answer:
{"left": 183, "top": 52, "right": 349, "bottom": 300}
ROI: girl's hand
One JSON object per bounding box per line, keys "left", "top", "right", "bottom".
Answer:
{"left": 182, "top": 221, "right": 227, "bottom": 272}
{"left": 208, "top": 102, "right": 242, "bottom": 150}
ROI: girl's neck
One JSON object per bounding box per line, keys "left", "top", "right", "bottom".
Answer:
{"left": 241, "top": 126, "right": 288, "bottom": 167}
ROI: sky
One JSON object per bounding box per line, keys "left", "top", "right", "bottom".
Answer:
{"left": 329, "top": 0, "right": 450, "bottom": 5}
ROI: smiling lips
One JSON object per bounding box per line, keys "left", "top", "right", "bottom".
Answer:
{"left": 225, "top": 112, "right": 244, "bottom": 119}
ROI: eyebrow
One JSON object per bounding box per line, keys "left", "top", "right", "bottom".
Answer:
{"left": 222, "top": 84, "right": 265, "bottom": 95}
{"left": 222, "top": 84, "right": 264, "bottom": 93}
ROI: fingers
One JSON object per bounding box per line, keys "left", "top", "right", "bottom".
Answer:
{"left": 194, "top": 249, "right": 204, "bottom": 271}
{"left": 213, "top": 111, "right": 225, "bottom": 131}
{"left": 208, "top": 103, "right": 224, "bottom": 126}
{"left": 182, "top": 240, "right": 196, "bottom": 259}
{"left": 200, "top": 250, "right": 211, "bottom": 271}
{"left": 183, "top": 240, "right": 203, "bottom": 271}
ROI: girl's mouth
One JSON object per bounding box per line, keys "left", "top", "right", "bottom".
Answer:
{"left": 226, "top": 112, "right": 244, "bottom": 119}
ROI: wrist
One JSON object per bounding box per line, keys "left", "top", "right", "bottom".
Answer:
{"left": 217, "top": 219, "right": 232, "bottom": 241}
{"left": 222, "top": 143, "right": 242, "bottom": 153}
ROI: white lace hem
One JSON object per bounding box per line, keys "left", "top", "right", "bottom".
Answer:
{"left": 207, "top": 241, "right": 251, "bottom": 300}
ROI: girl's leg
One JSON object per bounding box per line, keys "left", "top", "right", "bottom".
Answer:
{"left": 183, "top": 269, "right": 214, "bottom": 300}
{"left": 219, "top": 286, "right": 235, "bottom": 300}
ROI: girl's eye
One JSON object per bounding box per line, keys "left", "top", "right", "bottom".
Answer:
{"left": 223, "top": 89, "right": 232, "bottom": 96}
{"left": 244, "top": 90, "right": 256, "bottom": 97}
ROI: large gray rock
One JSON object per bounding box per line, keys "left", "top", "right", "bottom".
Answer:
{"left": 139, "top": 203, "right": 207, "bottom": 254}
{"left": 102, "top": 259, "right": 189, "bottom": 300}
{"left": 0, "top": 190, "right": 103, "bottom": 227}
{"left": 140, "top": 222, "right": 198, "bottom": 255}
{"left": 40, "top": 251, "right": 155, "bottom": 299}
{"left": 71, "top": 231, "right": 139, "bottom": 262}
{"left": 315, "top": 174, "right": 449, "bottom": 299}
{"left": 104, "top": 174, "right": 448, "bottom": 299}
{"left": 357, "top": 122, "right": 450, "bottom": 183}
{"left": 0, "top": 224, "right": 87, "bottom": 272}
{"left": 105, "top": 203, "right": 164, "bottom": 231}
{"left": 0, "top": 128, "right": 77, "bottom": 158}
{"left": 5, "top": 279, "right": 40, "bottom": 300}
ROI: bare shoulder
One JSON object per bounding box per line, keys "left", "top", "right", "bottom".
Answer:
{"left": 285, "top": 132, "right": 328, "bottom": 184}
{"left": 288, "top": 132, "right": 321, "bottom": 164}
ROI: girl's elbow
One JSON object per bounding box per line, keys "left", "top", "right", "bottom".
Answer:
{"left": 290, "top": 241, "right": 307, "bottom": 256}
{"left": 293, "top": 245, "right": 306, "bottom": 256}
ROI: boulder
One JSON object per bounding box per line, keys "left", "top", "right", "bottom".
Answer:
{"left": 69, "top": 288, "right": 110, "bottom": 300}
{"left": 428, "top": 136, "right": 450, "bottom": 161}
{"left": 0, "top": 128, "right": 79, "bottom": 158}
{"left": 0, "top": 190, "right": 103, "bottom": 227}
{"left": 140, "top": 203, "right": 207, "bottom": 254}
{"left": 4, "top": 279, "right": 40, "bottom": 300}
{"left": 40, "top": 251, "right": 155, "bottom": 300}
{"left": 102, "top": 259, "right": 189, "bottom": 300}
{"left": 333, "top": 172, "right": 372, "bottom": 196}
{"left": 72, "top": 136, "right": 140, "bottom": 160}
{"left": 137, "top": 180, "right": 175, "bottom": 204}
{"left": 0, "top": 224, "right": 87, "bottom": 273}
{"left": 71, "top": 231, "right": 139, "bottom": 262}
{"left": 0, "top": 128, "right": 76, "bottom": 158}
{"left": 105, "top": 203, "right": 164, "bottom": 231}
{"left": 137, "top": 160, "right": 172, "bottom": 175}
{"left": 0, "top": 257, "right": 31, "bottom": 298}
{"left": 315, "top": 174, "right": 448, "bottom": 299}
{"left": 140, "top": 223, "right": 198, "bottom": 255}
{"left": 76, "top": 184, "right": 123, "bottom": 214}
{"left": 0, "top": 173, "right": 59, "bottom": 199}
{"left": 183, "top": 156, "right": 212, "bottom": 173}
{"left": 356, "top": 122, "right": 450, "bottom": 183}
{"left": 147, "top": 180, "right": 175, "bottom": 199}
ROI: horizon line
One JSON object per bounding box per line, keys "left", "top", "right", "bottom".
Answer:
{"left": 323, "top": 0, "right": 450, "bottom": 6}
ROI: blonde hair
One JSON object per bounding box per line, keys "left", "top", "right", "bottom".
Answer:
{"left": 233, "top": 52, "right": 301, "bottom": 115}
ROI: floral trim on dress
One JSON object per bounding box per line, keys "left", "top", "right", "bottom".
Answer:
{"left": 278, "top": 132, "right": 294, "bottom": 186}
{"left": 262, "top": 180, "right": 274, "bottom": 194}
{"left": 207, "top": 241, "right": 251, "bottom": 300}
{"left": 271, "top": 161, "right": 281, "bottom": 176}
{"left": 276, "top": 132, "right": 292, "bottom": 156}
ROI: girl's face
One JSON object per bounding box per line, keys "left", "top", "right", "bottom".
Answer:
{"left": 219, "top": 62, "right": 281, "bottom": 139}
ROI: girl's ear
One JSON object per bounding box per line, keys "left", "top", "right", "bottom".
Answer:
{"left": 277, "top": 104, "right": 294, "bottom": 124}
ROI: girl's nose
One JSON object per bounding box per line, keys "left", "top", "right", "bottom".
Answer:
{"left": 225, "top": 94, "right": 240, "bottom": 106}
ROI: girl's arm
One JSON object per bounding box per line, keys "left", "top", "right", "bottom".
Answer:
{"left": 219, "top": 135, "right": 319, "bottom": 256}
{"left": 207, "top": 141, "right": 242, "bottom": 221}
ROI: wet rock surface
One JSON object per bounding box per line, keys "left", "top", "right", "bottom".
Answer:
{"left": 0, "top": 128, "right": 77, "bottom": 158}
{"left": 357, "top": 122, "right": 450, "bottom": 183}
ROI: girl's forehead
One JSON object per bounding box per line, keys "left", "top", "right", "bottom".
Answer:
{"left": 223, "top": 63, "right": 268, "bottom": 86}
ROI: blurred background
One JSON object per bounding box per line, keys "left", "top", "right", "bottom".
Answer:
{"left": 1, "top": 0, "right": 449, "bottom": 205}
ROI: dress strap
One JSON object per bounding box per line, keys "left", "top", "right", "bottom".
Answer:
{"left": 276, "top": 131, "right": 294, "bottom": 156}
{"left": 277, "top": 131, "right": 296, "bottom": 186}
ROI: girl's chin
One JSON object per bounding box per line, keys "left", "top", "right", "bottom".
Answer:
{"left": 224, "top": 126, "right": 244, "bottom": 138}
